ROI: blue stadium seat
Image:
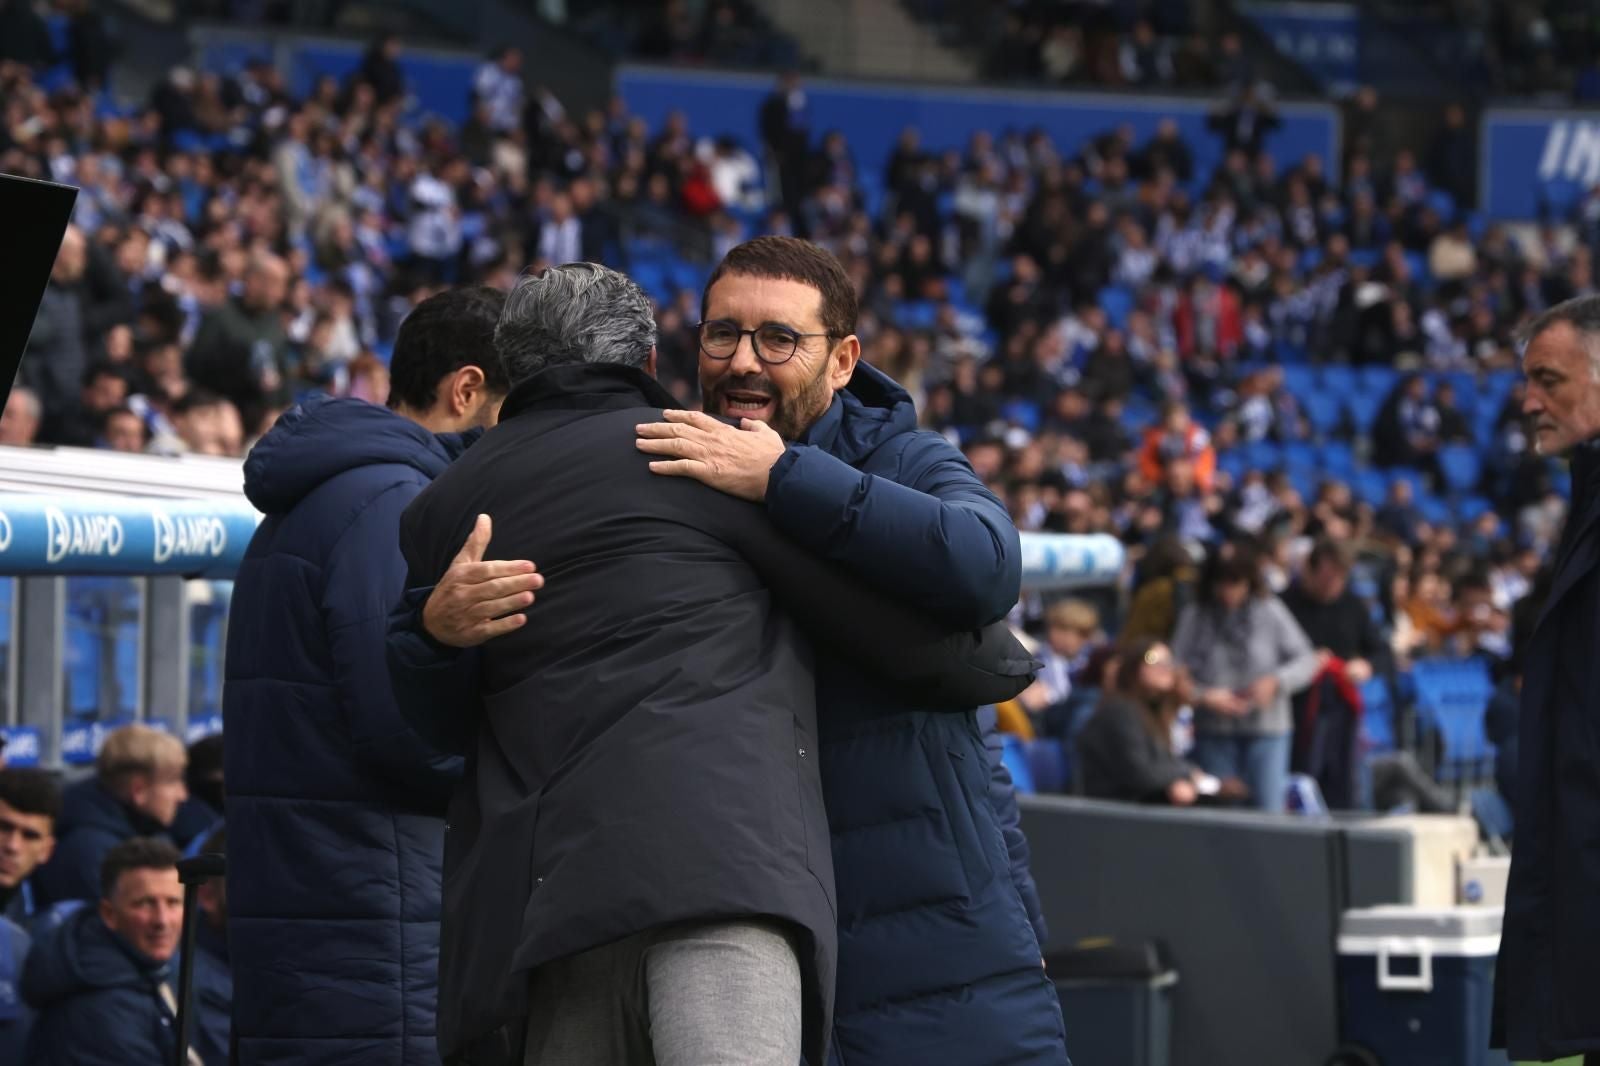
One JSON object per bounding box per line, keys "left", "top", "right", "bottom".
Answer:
{"left": 1412, "top": 658, "right": 1496, "bottom": 779}
{"left": 1427, "top": 188, "right": 1457, "bottom": 222}
{"left": 1002, "top": 400, "right": 1042, "bottom": 433}
{"left": 1320, "top": 365, "right": 1357, "bottom": 395}
{"left": 1356, "top": 365, "right": 1398, "bottom": 397}
{"left": 1281, "top": 441, "right": 1318, "bottom": 470}
{"left": 1000, "top": 733, "right": 1036, "bottom": 795}
{"left": 1455, "top": 495, "right": 1494, "bottom": 523}
{"left": 1345, "top": 391, "right": 1384, "bottom": 435}
{"left": 1026, "top": 739, "right": 1071, "bottom": 794}
{"left": 1389, "top": 467, "right": 1426, "bottom": 498}
{"left": 1352, "top": 469, "right": 1390, "bottom": 506}
{"left": 1097, "top": 285, "right": 1135, "bottom": 329}
{"left": 1273, "top": 338, "right": 1309, "bottom": 364}
{"left": 1359, "top": 678, "right": 1396, "bottom": 753}
{"left": 1438, "top": 443, "right": 1482, "bottom": 494}
{"left": 1417, "top": 495, "right": 1453, "bottom": 527}
{"left": 1282, "top": 365, "right": 1316, "bottom": 399}
{"left": 895, "top": 300, "right": 940, "bottom": 330}
{"left": 1318, "top": 442, "right": 1356, "bottom": 476}
{"left": 1217, "top": 449, "right": 1250, "bottom": 483}
{"left": 1242, "top": 440, "right": 1283, "bottom": 472}
{"left": 1301, "top": 392, "right": 1344, "bottom": 437}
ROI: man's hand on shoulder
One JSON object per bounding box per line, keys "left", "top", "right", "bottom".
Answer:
{"left": 635, "top": 409, "right": 786, "bottom": 502}
{"left": 422, "top": 513, "right": 544, "bottom": 648}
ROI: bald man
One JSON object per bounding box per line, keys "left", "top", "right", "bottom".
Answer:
{"left": 185, "top": 252, "right": 291, "bottom": 435}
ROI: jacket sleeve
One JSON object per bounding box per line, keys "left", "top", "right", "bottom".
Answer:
{"left": 978, "top": 708, "right": 1049, "bottom": 947}
{"left": 1268, "top": 598, "right": 1322, "bottom": 696}
{"left": 764, "top": 434, "right": 1021, "bottom": 628}
{"left": 322, "top": 481, "right": 462, "bottom": 805}
{"left": 693, "top": 483, "right": 1038, "bottom": 708}
{"left": 384, "top": 583, "right": 483, "bottom": 758}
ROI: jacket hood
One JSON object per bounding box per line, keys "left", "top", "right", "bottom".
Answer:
{"left": 21, "top": 904, "right": 167, "bottom": 1008}
{"left": 59, "top": 779, "right": 150, "bottom": 841}
{"left": 806, "top": 361, "right": 917, "bottom": 464}
{"left": 244, "top": 395, "right": 473, "bottom": 515}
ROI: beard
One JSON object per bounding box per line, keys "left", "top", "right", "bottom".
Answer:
{"left": 703, "top": 359, "right": 834, "bottom": 441}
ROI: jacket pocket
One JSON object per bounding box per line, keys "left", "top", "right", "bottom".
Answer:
{"left": 920, "top": 727, "right": 996, "bottom": 898}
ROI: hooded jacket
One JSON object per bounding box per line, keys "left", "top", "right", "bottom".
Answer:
{"left": 20, "top": 904, "right": 177, "bottom": 1065}
{"left": 32, "top": 779, "right": 166, "bottom": 909}
{"left": 765, "top": 363, "right": 1068, "bottom": 1066}
{"left": 224, "top": 395, "right": 472, "bottom": 1066}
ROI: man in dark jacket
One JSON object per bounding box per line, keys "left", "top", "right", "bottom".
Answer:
{"left": 1495, "top": 295, "right": 1600, "bottom": 1063}
{"left": 389, "top": 264, "right": 1037, "bottom": 1066}
{"left": 634, "top": 236, "right": 1067, "bottom": 1065}
{"left": 0, "top": 913, "right": 30, "bottom": 1063}
{"left": 33, "top": 725, "right": 187, "bottom": 908}
{"left": 224, "top": 284, "right": 512, "bottom": 1066}
{"left": 22, "top": 837, "right": 184, "bottom": 1066}
{"left": 184, "top": 252, "right": 291, "bottom": 436}
{"left": 0, "top": 769, "right": 60, "bottom": 931}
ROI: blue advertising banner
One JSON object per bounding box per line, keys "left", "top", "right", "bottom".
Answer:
{"left": 1019, "top": 533, "right": 1126, "bottom": 591}
{"left": 617, "top": 66, "right": 1341, "bottom": 198}
{"left": 0, "top": 494, "right": 259, "bottom": 578}
{"left": 1238, "top": 3, "right": 1361, "bottom": 92}
{"left": 0, "top": 726, "right": 42, "bottom": 767}
{"left": 1481, "top": 109, "right": 1600, "bottom": 220}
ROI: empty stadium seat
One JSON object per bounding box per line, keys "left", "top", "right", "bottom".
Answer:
{"left": 1356, "top": 365, "right": 1397, "bottom": 397}
{"left": 1438, "top": 443, "right": 1483, "bottom": 494}
{"left": 1242, "top": 440, "right": 1283, "bottom": 472}
{"left": 1098, "top": 285, "right": 1135, "bottom": 329}
{"left": 1411, "top": 658, "right": 1496, "bottom": 779}
{"left": 1301, "top": 393, "right": 1344, "bottom": 437}
{"left": 1344, "top": 391, "right": 1385, "bottom": 435}
{"left": 1351, "top": 469, "right": 1390, "bottom": 506}
{"left": 1318, "top": 441, "right": 1356, "bottom": 475}
{"left": 1282, "top": 365, "right": 1316, "bottom": 398}
{"left": 1319, "top": 365, "right": 1358, "bottom": 395}
{"left": 1001, "top": 733, "right": 1036, "bottom": 794}
{"left": 1026, "top": 738, "right": 1071, "bottom": 794}
{"left": 1454, "top": 495, "right": 1494, "bottom": 523}
{"left": 1359, "top": 677, "right": 1396, "bottom": 753}
{"left": 1281, "top": 441, "right": 1317, "bottom": 470}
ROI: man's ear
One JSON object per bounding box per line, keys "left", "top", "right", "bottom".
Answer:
{"left": 450, "top": 366, "right": 488, "bottom": 415}
{"left": 645, "top": 346, "right": 658, "bottom": 379}
{"left": 829, "top": 335, "right": 861, "bottom": 392}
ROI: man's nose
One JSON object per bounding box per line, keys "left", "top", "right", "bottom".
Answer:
{"left": 1523, "top": 390, "right": 1543, "bottom": 415}
{"left": 728, "top": 333, "right": 763, "bottom": 376}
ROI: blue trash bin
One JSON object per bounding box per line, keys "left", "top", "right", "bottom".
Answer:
{"left": 1336, "top": 906, "right": 1511, "bottom": 1066}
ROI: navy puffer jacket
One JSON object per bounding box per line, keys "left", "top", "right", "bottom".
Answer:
{"left": 767, "top": 364, "right": 1068, "bottom": 1066}
{"left": 32, "top": 779, "right": 165, "bottom": 908}
{"left": 224, "top": 396, "right": 468, "bottom": 1066}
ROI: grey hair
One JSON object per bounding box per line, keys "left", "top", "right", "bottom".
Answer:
{"left": 496, "top": 263, "right": 657, "bottom": 386}
{"left": 1517, "top": 294, "right": 1600, "bottom": 380}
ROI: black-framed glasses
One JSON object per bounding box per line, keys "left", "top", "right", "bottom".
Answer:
{"left": 697, "top": 320, "right": 832, "bottom": 365}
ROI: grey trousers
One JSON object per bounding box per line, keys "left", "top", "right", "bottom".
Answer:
{"left": 523, "top": 918, "right": 803, "bottom": 1066}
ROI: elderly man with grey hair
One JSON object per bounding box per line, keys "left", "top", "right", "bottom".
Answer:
{"left": 390, "top": 264, "right": 1033, "bottom": 1066}
{"left": 1495, "top": 293, "right": 1600, "bottom": 1065}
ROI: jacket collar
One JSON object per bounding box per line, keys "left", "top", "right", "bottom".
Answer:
{"left": 1534, "top": 436, "right": 1600, "bottom": 633}
{"left": 499, "top": 363, "right": 680, "bottom": 422}
{"left": 796, "top": 362, "right": 916, "bottom": 463}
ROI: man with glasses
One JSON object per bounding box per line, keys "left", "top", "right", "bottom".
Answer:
{"left": 408, "top": 239, "right": 1069, "bottom": 1065}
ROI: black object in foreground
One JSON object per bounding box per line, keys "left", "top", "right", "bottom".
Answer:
{"left": 0, "top": 173, "right": 78, "bottom": 417}
{"left": 173, "top": 852, "right": 226, "bottom": 1066}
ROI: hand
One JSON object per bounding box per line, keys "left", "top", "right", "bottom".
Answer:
{"left": 1167, "top": 778, "right": 1198, "bottom": 806}
{"left": 635, "top": 409, "right": 787, "bottom": 502}
{"left": 1201, "top": 687, "right": 1249, "bottom": 716}
{"left": 1017, "top": 678, "right": 1054, "bottom": 714}
{"left": 1217, "top": 777, "right": 1251, "bottom": 803}
{"left": 1247, "top": 674, "right": 1279, "bottom": 709}
{"left": 421, "top": 514, "right": 544, "bottom": 648}
{"left": 1345, "top": 657, "right": 1374, "bottom": 684}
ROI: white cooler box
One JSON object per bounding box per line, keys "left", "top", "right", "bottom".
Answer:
{"left": 1337, "top": 906, "right": 1511, "bottom": 1066}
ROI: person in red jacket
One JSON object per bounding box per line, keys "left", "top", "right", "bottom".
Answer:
{"left": 1139, "top": 400, "right": 1217, "bottom": 493}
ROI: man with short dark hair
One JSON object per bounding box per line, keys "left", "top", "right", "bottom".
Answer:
{"left": 1496, "top": 294, "right": 1600, "bottom": 1065}
{"left": 33, "top": 724, "right": 187, "bottom": 908}
{"left": 0, "top": 769, "right": 60, "bottom": 930}
{"left": 225, "top": 283, "right": 512, "bottom": 1065}
{"left": 42, "top": 362, "right": 129, "bottom": 447}
{"left": 21, "top": 837, "right": 185, "bottom": 1065}
{"left": 1282, "top": 539, "right": 1387, "bottom": 685}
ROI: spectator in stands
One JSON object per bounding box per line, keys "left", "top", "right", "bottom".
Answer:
{"left": 1078, "top": 638, "right": 1243, "bottom": 805}
{"left": 1122, "top": 536, "right": 1201, "bottom": 643}
{"left": 1497, "top": 296, "right": 1600, "bottom": 1063}
{"left": 100, "top": 407, "right": 148, "bottom": 453}
{"left": 0, "top": 386, "right": 42, "bottom": 447}
{"left": 352, "top": 32, "right": 405, "bottom": 107}
{"left": 184, "top": 251, "right": 290, "bottom": 437}
{"left": 1139, "top": 400, "right": 1216, "bottom": 493}
{"left": 168, "top": 390, "right": 244, "bottom": 458}
{"left": 1282, "top": 539, "right": 1388, "bottom": 686}
{"left": 759, "top": 71, "right": 812, "bottom": 225}
{"left": 21, "top": 837, "right": 183, "bottom": 1066}
{"left": 472, "top": 46, "right": 523, "bottom": 134}
{"left": 169, "top": 733, "right": 223, "bottom": 851}
{"left": 224, "top": 285, "right": 512, "bottom": 1066}
{"left": 32, "top": 726, "right": 186, "bottom": 908}
{"left": 42, "top": 363, "right": 129, "bottom": 448}
{"left": 19, "top": 224, "right": 90, "bottom": 429}
{"left": 0, "top": 769, "right": 60, "bottom": 932}
{"left": 1172, "top": 545, "right": 1321, "bottom": 812}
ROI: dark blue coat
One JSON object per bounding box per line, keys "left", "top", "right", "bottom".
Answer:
{"left": 20, "top": 904, "right": 177, "bottom": 1065}
{"left": 32, "top": 779, "right": 165, "bottom": 908}
{"left": 224, "top": 395, "right": 468, "bottom": 1066}
{"left": 0, "top": 916, "right": 32, "bottom": 1064}
{"left": 193, "top": 919, "right": 232, "bottom": 1066}
{"left": 771, "top": 364, "right": 1066, "bottom": 1066}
